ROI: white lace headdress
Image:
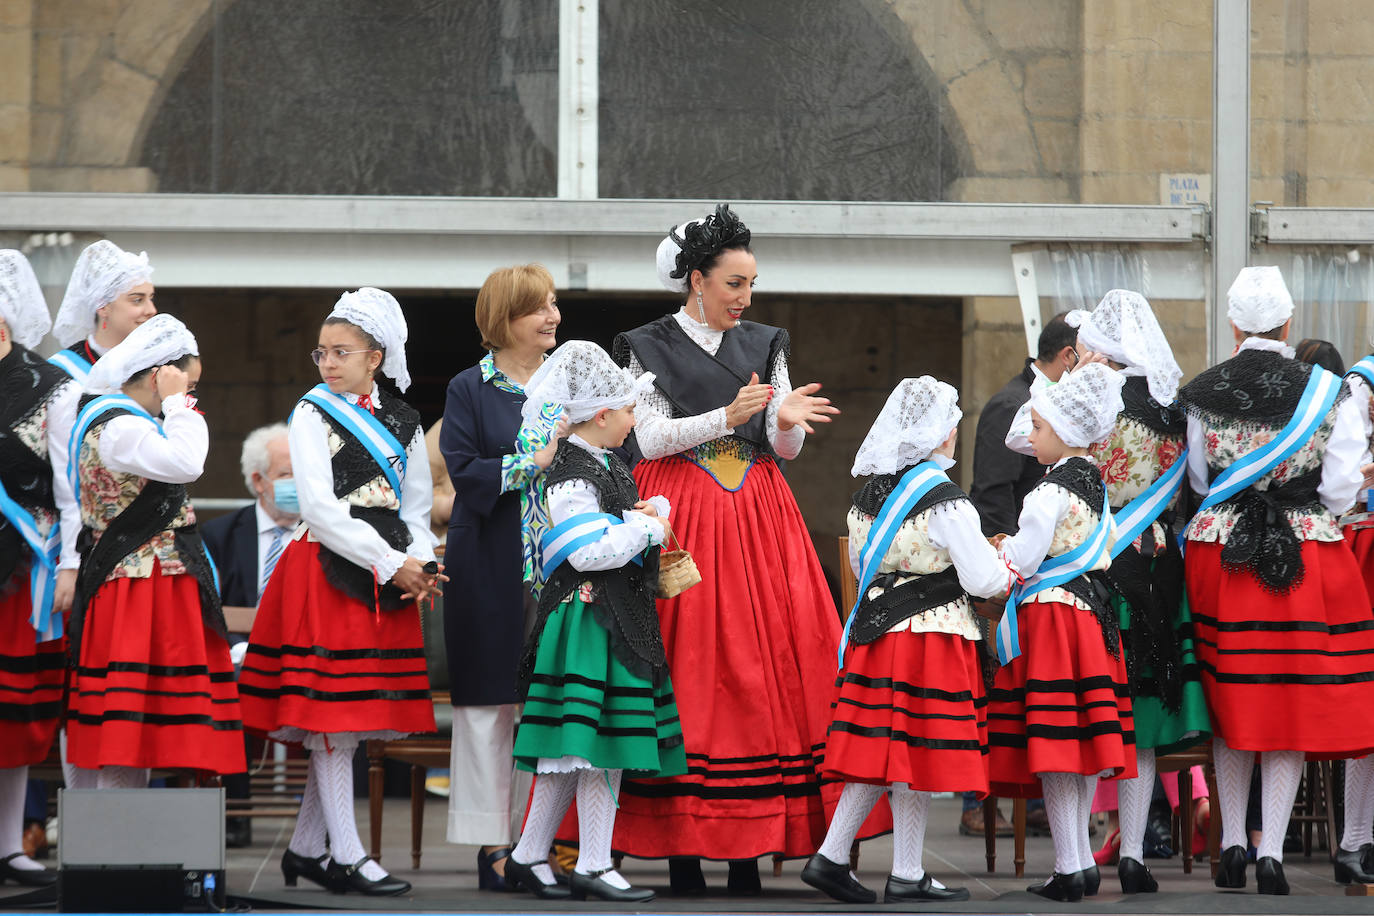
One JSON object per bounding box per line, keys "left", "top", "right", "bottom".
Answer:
{"left": 85, "top": 313, "right": 198, "bottom": 394}
{"left": 1227, "top": 266, "right": 1294, "bottom": 335}
{"left": 1065, "top": 289, "right": 1182, "bottom": 405}
{"left": 52, "top": 240, "right": 154, "bottom": 346}
{"left": 656, "top": 220, "right": 699, "bottom": 293}
{"left": 1029, "top": 362, "right": 1124, "bottom": 449}
{"left": 328, "top": 287, "right": 411, "bottom": 392}
{"left": 852, "top": 376, "right": 962, "bottom": 477}
{"left": 521, "top": 340, "right": 655, "bottom": 424}
{"left": 0, "top": 250, "right": 51, "bottom": 349}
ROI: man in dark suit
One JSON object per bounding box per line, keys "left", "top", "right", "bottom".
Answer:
{"left": 201, "top": 423, "right": 298, "bottom": 848}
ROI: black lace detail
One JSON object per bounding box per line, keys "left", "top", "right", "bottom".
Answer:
{"left": 1037, "top": 458, "right": 1118, "bottom": 657}
{"left": 0, "top": 346, "right": 67, "bottom": 539}
{"left": 174, "top": 526, "right": 227, "bottom": 643}
{"left": 1216, "top": 468, "right": 1321, "bottom": 593}
{"left": 1059, "top": 572, "right": 1121, "bottom": 659}
{"left": 847, "top": 566, "right": 966, "bottom": 647}
{"left": 1180, "top": 348, "right": 1349, "bottom": 426}
{"left": 1120, "top": 375, "right": 1185, "bottom": 434}
{"left": 308, "top": 396, "right": 422, "bottom": 499}
{"left": 518, "top": 442, "right": 665, "bottom": 695}
{"left": 1104, "top": 525, "right": 1185, "bottom": 709}
{"left": 1040, "top": 457, "right": 1106, "bottom": 512}
{"left": 316, "top": 507, "right": 413, "bottom": 611}
{"left": 851, "top": 469, "right": 966, "bottom": 520}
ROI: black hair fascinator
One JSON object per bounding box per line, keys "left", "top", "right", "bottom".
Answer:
{"left": 669, "top": 203, "right": 751, "bottom": 283}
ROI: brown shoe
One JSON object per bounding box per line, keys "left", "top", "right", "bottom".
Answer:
{"left": 22, "top": 822, "right": 47, "bottom": 859}
{"left": 1025, "top": 805, "right": 1052, "bottom": 837}
{"left": 959, "top": 806, "right": 1014, "bottom": 837}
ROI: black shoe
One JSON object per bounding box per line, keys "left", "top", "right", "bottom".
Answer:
{"left": 1118, "top": 857, "right": 1158, "bottom": 894}
{"left": 1143, "top": 801, "right": 1174, "bottom": 859}
{"left": 1256, "top": 856, "right": 1289, "bottom": 895}
{"left": 0, "top": 853, "right": 55, "bottom": 887}
{"left": 884, "top": 874, "right": 969, "bottom": 902}
{"left": 281, "top": 849, "right": 332, "bottom": 889}
{"left": 669, "top": 857, "right": 707, "bottom": 896}
{"left": 728, "top": 858, "right": 761, "bottom": 896}
{"left": 1335, "top": 845, "right": 1374, "bottom": 885}
{"left": 1215, "top": 845, "right": 1247, "bottom": 889}
{"left": 504, "top": 858, "right": 572, "bottom": 899}
{"left": 1027, "top": 871, "right": 1085, "bottom": 902}
{"left": 1081, "top": 864, "right": 1100, "bottom": 896}
{"left": 801, "top": 854, "right": 877, "bottom": 904}
{"left": 324, "top": 856, "right": 411, "bottom": 896}
{"left": 477, "top": 845, "right": 514, "bottom": 892}
{"left": 224, "top": 817, "right": 252, "bottom": 849}
{"left": 569, "top": 868, "right": 655, "bottom": 902}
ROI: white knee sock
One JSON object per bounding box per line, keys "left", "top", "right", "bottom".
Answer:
{"left": 1077, "top": 774, "right": 1100, "bottom": 871}
{"left": 1343, "top": 756, "right": 1374, "bottom": 851}
{"left": 287, "top": 759, "right": 327, "bottom": 858}
{"left": 1039, "top": 772, "right": 1083, "bottom": 876}
{"left": 511, "top": 771, "right": 577, "bottom": 885}
{"left": 313, "top": 739, "right": 387, "bottom": 881}
{"left": 1257, "top": 750, "right": 1304, "bottom": 862}
{"left": 576, "top": 769, "right": 629, "bottom": 889}
{"left": 59, "top": 729, "right": 97, "bottom": 790}
{"left": 95, "top": 766, "right": 149, "bottom": 789}
{"left": 1212, "top": 737, "right": 1255, "bottom": 852}
{"left": 1118, "top": 748, "right": 1156, "bottom": 862}
{"left": 890, "top": 783, "right": 939, "bottom": 884}
{"left": 817, "top": 782, "right": 883, "bottom": 866}
{"left": 0, "top": 767, "right": 41, "bottom": 871}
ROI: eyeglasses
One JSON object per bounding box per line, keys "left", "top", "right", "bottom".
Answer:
{"left": 310, "top": 347, "right": 374, "bottom": 365}
{"left": 1067, "top": 347, "right": 1081, "bottom": 369}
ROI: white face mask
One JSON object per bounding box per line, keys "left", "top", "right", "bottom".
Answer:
{"left": 931, "top": 453, "right": 956, "bottom": 471}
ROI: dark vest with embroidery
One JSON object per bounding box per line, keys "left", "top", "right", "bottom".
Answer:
{"left": 0, "top": 346, "right": 69, "bottom": 584}
{"left": 613, "top": 316, "right": 789, "bottom": 458}
{"left": 308, "top": 394, "right": 422, "bottom": 611}
{"left": 68, "top": 398, "right": 224, "bottom": 663}
{"left": 845, "top": 471, "right": 968, "bottom": 645}
{"left": 518, "top": 440, "right": 665, "bottom": 695}
{"left": 1036, "top": 457, "right": 1119, "bottom": 657}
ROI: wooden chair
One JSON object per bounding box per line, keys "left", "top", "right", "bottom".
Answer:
{"left": 1156, "top": 742, "right": 1220, "bottom": 875}
{"left": 1290, "top": 760, "right": 1337, "bottom": 860}
{"left": 367, "top": 592, "right": 453, "bottom": 869}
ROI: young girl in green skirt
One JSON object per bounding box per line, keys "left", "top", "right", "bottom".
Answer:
{"left": 504, "top": 341, "right": 685, "bottom": 904}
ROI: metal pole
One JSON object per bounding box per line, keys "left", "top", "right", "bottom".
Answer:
{"left": 1212, "top": 0, "right": 1251, "bottom": 363}
{"left": 557, "top": 0, "right": 598, "bottom": 199}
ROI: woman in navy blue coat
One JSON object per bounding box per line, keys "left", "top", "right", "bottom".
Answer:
{"left": 440, "top": 264, "right": 563, "bottom": 890}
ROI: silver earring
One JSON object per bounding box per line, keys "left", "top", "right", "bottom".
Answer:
{"left": 696, "top": 291, "right": 706, "bottom": 322}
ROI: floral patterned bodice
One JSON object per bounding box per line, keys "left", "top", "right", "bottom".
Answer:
{"left": 1089, "top": 413, "right": 1185, "bottom": 552}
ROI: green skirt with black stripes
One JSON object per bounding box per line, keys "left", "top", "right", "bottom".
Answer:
{"left": 514, "top": 592, "right": 686, "bottom": 776}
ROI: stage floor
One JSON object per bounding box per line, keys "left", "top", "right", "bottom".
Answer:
{"left": 8, "top": 794, "right": 1369, "bottom": 913}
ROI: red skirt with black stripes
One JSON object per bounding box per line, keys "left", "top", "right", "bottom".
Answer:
{"left": 1187, "top": 539, "right": 1374, "bottom": 757}
{"left": 238, "top": 538, "right": 435, "bottom": 739}
{"left": 0, "top": 568, "right": 65, "bottom": 767}
{"left": 823, "top": 629, "right": 989, "bottom": 794}
{"left": 66, "top": 562, "right": 245, "bottom": 773}
{"left": 987, "top": 598, "right": 1136, "bottom": 797}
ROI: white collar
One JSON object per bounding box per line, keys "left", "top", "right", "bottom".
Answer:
{"left": 1030, "top": 361, "right": 1051, "bottom": 385}
{"left": 673, "top": 307, "right": 723, "bottom": 341}
{"left": 1238, "top": 337, "right": 1296, "bottom": 359}
{"left": 1050, "top": 454, "right": 1095, "bottom": 470}
{"left": 568, "top": 432, "right": 609, "bottom": 457}
{"left": 86, "top": 335, "right": 109, "bottom": 358}
{"left": 339, "top": 381, "right": 382, "bottom": 405}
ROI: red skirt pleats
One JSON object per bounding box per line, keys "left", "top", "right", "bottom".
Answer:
{"left": 0, "top": 569, "right": 64, "bottom": 767}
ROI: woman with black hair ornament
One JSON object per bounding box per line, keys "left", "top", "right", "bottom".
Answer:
{"left": 987, "top": 363, "right": 1137, "bottom": 903}
{"left": 607, "top": 204, "right": 870, "bottom": 894}
{"left": 239, "top": 289, "right": 442, "bottom": 897}
{"left": 801, "top": 377, "right": 1012, "bottom": 904}
{"left": 501, "top": 341, "right": 685, "bottom": 904}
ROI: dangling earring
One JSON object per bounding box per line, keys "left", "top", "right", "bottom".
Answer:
{"left": 0, "top": 326, "right": 7, "bottom": 343}
{"left": 696, "top": 291, "right": 706, "bottom": 323}
{"left": 101, "top": 319, "right": 107, "bottom": 330}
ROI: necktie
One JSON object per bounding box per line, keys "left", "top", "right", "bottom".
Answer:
{"left": 260, "top": 526, "right": 290, "bottom": 599}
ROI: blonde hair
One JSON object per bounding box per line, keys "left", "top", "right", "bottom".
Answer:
{"left": 475, "top": 264, "right": 556, "bottom": 351}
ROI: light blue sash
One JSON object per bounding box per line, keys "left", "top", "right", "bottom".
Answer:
{"left": 297, "top": 385, "right": 406, "bottom": 497}
{"left": 1109, "top": 451, "right": 1187, "bottom": 560}
{"left": 838, "top": 461, "right": 951, "bottom": 666}
{"left": 0, "top": 478, "right": 62, "bottom": 641}
{"left": 48, "top": 350, "right": 92, "bottom": 385}
{"left": 66, "top": 394, "right": 163, "bottom": 504}
{"left": 1347, "top": 355, "right": 1374, "bottom": 392}
{"left": 996, "top": 480, "right": 1113, "bottom": 666}
{"left": 539, "top": 512, "right": 644, "bottom": 578}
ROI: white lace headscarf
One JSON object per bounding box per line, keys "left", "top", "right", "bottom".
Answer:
{"left": 852, "top": 376, "right": 962, "bottom": 477}
{"left": 0, "top": 250, "right": 51, "bottom": 349}
{"left": 521, "top": 340, "right": 655, "bottom": 425}
{"left": 52, "top": 240, "right": 154, "bottom": 346}
{"left": 1065, "top": 289, "right": 1182, "bottom": 405}
{"left": 85, "top": 313, "right": 198, "bottom": 394}
{"left": 656, "top": 220, "right": 699, "bottom": 293}
{"left": 327, "top": 287, "right": 411, "bottom": 392}
{"left": 1029, "top": 362, "right": 1124, "bottom": 449}
{"left": 1227, "top": 266, "right": 1294, "bottom": 335}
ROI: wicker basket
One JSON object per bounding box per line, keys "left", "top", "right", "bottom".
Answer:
{"left": 656, "top": 533, "right": 702, "bottom": 599}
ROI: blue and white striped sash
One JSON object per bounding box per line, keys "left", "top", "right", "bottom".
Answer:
{"left": 0, "top": 478, "right": 62, "bottom": 641}
{"left": 297, "top": 385, "right": 407, "bottom": 497}
{"left": 48, "top": 349, "right": 92, "bottom": 385}
{"left": 1109, "top": 451, "right": 1187, "bottom": 560}
{"left": 539, "top": 512, "right": 644, "bottom": 579}
{"left": 66, "top": 394, "right": 163, "bottom": 504}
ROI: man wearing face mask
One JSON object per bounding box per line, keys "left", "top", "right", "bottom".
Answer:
{"left": 201, "top": 422, "right": 299, "bottom": 847}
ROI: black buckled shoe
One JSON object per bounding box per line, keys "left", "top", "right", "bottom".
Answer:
{"left": 324, "top": 856, "right": 411, "bottom": 896}
{"left": 1118, "top": 857, "right": 1158, "bottom": 893}
{"left": 1081, "top": 864, "right": 1100, "bottom": 896}
{"left": 801, "top": 854, "right": 877, "bottom": 904}
{"left": 1215, "top": 845, "right": 1247, "bottom": 889}
{"left": 883, "top": 873, "right": 969, "bottom": 902}
{"left": 1027, "top": 871, "right": 1085, "bottom": 902}
{"left": 569, "top": 868, "right": 655, "bottom": 902}
{"left": 1335, "top": 844, "right": 1374, "bottom": 885}
{"left": 1255, "top": 856, "right": 1289, "bottom": 895}
{"left": 0, "top": 853, "right": 55, "bottom": 887}
{"left": 504, "top": 858, "right": 572, "bottom": 899}
{"left": 281, "top": 849, "right": 332, "bottom": 889}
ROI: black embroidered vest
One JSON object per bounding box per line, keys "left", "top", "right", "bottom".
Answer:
{"left": 1036, "top": 457, "right": 1119, "bottom": 657}
{"left": 0, "top": 346, "right": 69, "bottom": 584}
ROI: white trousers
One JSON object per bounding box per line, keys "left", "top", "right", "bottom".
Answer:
{"left": 446, "top": 704, "right": 532, "bottom": 846}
